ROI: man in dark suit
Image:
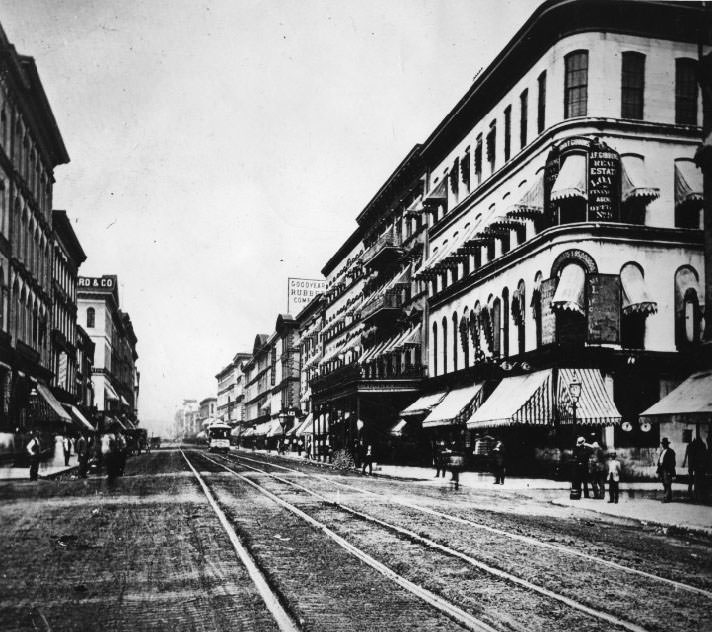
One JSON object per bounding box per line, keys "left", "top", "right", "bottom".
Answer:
{"left": 657, "top": 438, "right": 676, "bottom": 503}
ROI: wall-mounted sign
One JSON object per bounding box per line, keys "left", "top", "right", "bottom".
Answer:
{"left": 287, "top": 278, "right": 326, "bottom": 315}
{"left": 540, "top": 278, "right": 557, "bottom": 346}
{"left": 587, "top": 274, "right": 620, "bottom": 344}
{"left": 78, "top": 276, "right": 118, "bottom": 292}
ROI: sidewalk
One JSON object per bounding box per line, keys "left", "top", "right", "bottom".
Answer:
{"left": 0, "top": 437, "right": 79, "bottom": 481}
{"left": 236, "top": 448, "right": 712, "bottom": 535}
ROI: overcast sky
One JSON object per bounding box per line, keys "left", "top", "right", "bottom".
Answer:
{"left": 0, "top": 0, "right": 541, "bottom": 434}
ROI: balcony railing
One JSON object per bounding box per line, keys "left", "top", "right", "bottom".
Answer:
{"left": 363, "top": 231, "right": 404, "bottom": 269}
{"left": 360, "top": 289, "right": 406, "bottom": 322}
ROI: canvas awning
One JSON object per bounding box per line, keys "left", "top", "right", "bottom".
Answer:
{"left": 359, "top": 338, "right": 391, "bottom": 365}
{"left": 556, "top": 368, "right": 621, "bottom": 426}
{"left": 551, "top": 263, "right": 586, "bottom": 314}
{"left": 104, "top": 381, "right": 119, "bottom": 402}
{"left": 621, "top": 155, "right": 660, "bottom": 203}
{"left": 64, "top": 404, "right": 94, "bottom": 432}
{"left": 640, "top": 370, "right": 712, "bottom": 424}
{"left": 401, "top": 391, "right": 447, "bottom": 417}
{"left": 621, "top": 265, "right": 657, "bottom": 315}
{"left": 389, "top": 419, "right": 408, "bottom": 437}
{"left": 242, "top": 427, "right": 255, "bottom": 438}
{"left": 550, "top": 154, "right": 587, "bottom": 202}
{"left": 507, "top": 175, "right": 545, "bottom": 219}
{"left": 423, "top": 383, "right": 485, "bottom": 428}
{"left": 119, "top": 395, "right": 130, "bottom": 407}
{"left": 266, "top": 419, "right": 284, "bottom": 438}
{"left": 288, "top": 413, "right": 312, "bottom": 436}
{"left": 467, "top": 370, "right": 552, "bottom": 429}
{"left": 405, "top": 195, "right": 424, "bottom": 217}
{"left": 296, "top": 414, "right": 314, "bottom": 436}
{"left": 37, "top": 384, "right": 71, "bottom": 422}
{"left": 252, "top": 421, "right": 272, "bottom": 437}
{"left": 422, "top": 178, "right": 447, "bottom": 208}
{"left": 674, "top": 160, "right": 703, "bottom": 208}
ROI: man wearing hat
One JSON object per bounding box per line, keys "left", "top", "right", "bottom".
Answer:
{"left": 572, "top": 436, "right": 591, "bottom": 499}
{"left": 657, "top": 438, "right": 676, "bottom": 503}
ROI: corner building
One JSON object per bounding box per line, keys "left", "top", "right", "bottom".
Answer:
{"left": 312, "top": 0, "right": 709, "bottom": 476}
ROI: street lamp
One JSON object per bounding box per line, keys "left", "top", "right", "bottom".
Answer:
{"left": 568, "top": 372, "right": 582, "bottom": 436}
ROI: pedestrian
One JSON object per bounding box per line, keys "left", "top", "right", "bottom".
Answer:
{"left": 682, "top": 432, "right": 708, "bottom": 501}
{"left": 449, "top": 442, "right": 464, "bottom": 491}
{"left": 434, "top": 439, "right": 446, "bottom": 478}
{"left": 606, "top": 451, "right": 622, "bottom": 503}
{"left": 587, "top": 433, "right": 606, "bottom": 499}
{"left": 492, "top": 440, "right": 505, "bottom": 485}
{"left": 101, "top": 427, "right": 118, "bottom": 483}
{"left": 297, "top": 438, "right": 304, "bottom": 457}
{"left": 62, "top": 435, "right": 71, "bottom": 467}
{"left": 76, "top": 432, "right": 90, "bottom": 479}
{"left": 116, "top": 430, "right": 127, "bottom": 476}
{"left": 26, "top": 430, "right": 40, "bottom": 481}
{"left": 572, "top": 436, "right": 591, "bottom": 499}
{"left": 657, "top": 438, "right": 676, "bottom": 503}
{"left": 361, "top": 443, "right": 373, "bottom": 475}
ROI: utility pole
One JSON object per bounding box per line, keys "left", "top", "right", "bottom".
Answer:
{"left": 697, "top": 3, "right": 712, "bottom": 359}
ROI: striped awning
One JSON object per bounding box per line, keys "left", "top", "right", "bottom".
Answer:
{"left": 65, "top": 404, "right": 94, "bottom": 432}
{"left": 674, "top": 160, "right": 703, "bottom": 208}
{"left": 37, "top": 384, "right": 71, "bottom": 422}
{"left": 551, "top": 264, "right": 586, "bottom": 314}
{"left": 621, "top": 155, "right": 660, "bottom": 203}
{"left": 507, "top": 175, "right": 545, "bottom": 218}
{"left": 639, "top": 370, "right": 712, "bottom": 423}
{"left": 401, "top": 391, "right": 447, "bottom": 417}
{"left": 551, "top": 154, "right": 587, "bottom": 202}
{"left": 620, "top": 265, "right": 657, "bottom": 315}
{"left": 467, "top": 370, "right": 552, "bottom": 429}
{"left": 252, "top": 421, "right": 273, "bottom": 437}
{"left": 266, "top": 419, "right": 285, "bottom": 437}
{"left": 288, "top": 413, "right": 312, "bottom": 436}
{"left": 556, "top": 368, "right": 621, "bottom": 426}
{"left": 423, "top": 382, "right": 485, "bottom": 428}
{"left": 296, "top": 414, "right": 315, "bottom": 436}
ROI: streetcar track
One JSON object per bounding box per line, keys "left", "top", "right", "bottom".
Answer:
{"left": 232, "top": 451, "right": 712, "bottom": 599}
{"left": 181, "top": 450, "right": 301, "bottom": 632}
{"left": 189, "top": 451, "right": 499, "bottom": 632}
{"left": 205, "top": 451, "right": 654, "bottom": 632}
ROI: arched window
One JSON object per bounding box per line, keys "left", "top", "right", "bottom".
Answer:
{"left": 675, "top": 266, "right": 702, "bottom": 348}
{"left": 533, "top": 273, "right": 543, "bottom": 348}
{"left": 86, "top": 307, "right": 95, "bottom": 329}
{"left": 491, "top": 298, "right": 501, "bottom": 357}
{"left": 461, "top": 307, "right": 470, "bottom": 368}
{"left": 452, "top": 312, "right": 458, "bottom": 372}
{"left": 501, "top": 288, "right": 510, "bottom": 358}
{"left": 515, "top": 280, "right": 526, "bottom": 355}
{"left": 442, "top": 316, "right": 448, "bottom": 374}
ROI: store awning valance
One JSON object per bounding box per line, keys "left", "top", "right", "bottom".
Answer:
{"left": 401, "top": 391, "right": 447, "bottom": 417}
{"left": 359, "top": 338, "right": 391, "bottom": 365}
{"left": 621, "top": 155, "right": 660, "bottom": 203}
{"left": 422, "top": 178, "right": 447, "bottom": 208}
{"left": 551, "top": 264, "right": 586, "bottom": 314}
{"left": 550, "top": 154, "right": 587, "bottom": 202}
{"left": 252, "top": 421, "right": 272, "bottom": 437}
{"left": 423, "top": 382, "right": 485, "bottom": 428}
{"left": 389, "top": 419, "right": 408, "bottom": 436}
{"left": 266, "top": 419, "right": 284, "bottom": 437}
{"left": 507, "top": 175, "right": 545, "bottom": 219}
{"left": 242, "top": 427, "right": 255, "bottom": 438}
{"left": 556, "top": 368, "right": 621, "bottom": 426}
{"left": 288, "top": 413, "right": 312, "bottom": 436}
{"left": 620, "top": 265, "right": 657, "bottom": 315}
{"left": 467, "top": 370, "right": 552, "bottom": 429}
{"left": 640, "top": 370, "right": 712, "bottom": 423}
{"left": 64, "top": 404, "right": 94, "bottom": 432}
{"left": 674, "top": 160, "right": 703, "bottom": 208}
{"left": 296, "top": 414, "right": 314, "bottom": 436}
{"left": 37, "top": 384, "right": 71, "bottom": 422}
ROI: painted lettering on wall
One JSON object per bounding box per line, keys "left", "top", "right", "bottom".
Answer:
{"left": 287, "top": 278, "right": 326, "bottom": 314}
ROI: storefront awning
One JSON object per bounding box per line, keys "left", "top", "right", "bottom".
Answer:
{"left": 620, "top": 265, "right": 657, "bottom": 315}
{"left": 37, "top": 384, "right": 71, "bottom": 422}
{"left": 640, "top": 370, "right": 712, "bottom": 423}
{"left": 401, "top": 391, "right": 447, "bottom": 418}
{"left": 423, "top": 382, "right": 485, "bottom": 428}
{"left": 556, "top": 368, "right": 621, "bottom": 426}
{"left": 104, "top": 381, "right": 119, "bottom": 402}
{"left": 252, "top": 421, "right": 272, "bottom": 437}
{"left": 242, "top": 427, "right": 255, "bottom": 438}
{"left": 674, "top": 160, "right": 703, "bottom": 208}
{"left": 551, "top": 263, "right": 586, "bottom": 314}
{"left": 467, "top": 370, "right": 552, "bottom": 429}
{"left": 296, "top": 414, "right": 314, "bottom": 436}
{"left": 288, "top": 413, "right": 312, "bottom": 436}
{"left": 389, "top": 419, "right": 408, "bottom": 437}
{"left": 119, "top": 395, "right": 130, "bottom": 407}
{"left": 621, "top": 155, "right": 660, "bottom": 203}
{"left": 64, "top": 404, "right": 94, "bottom": 432}
{"left": 422, "top": 178, "right": 447, "bottom": 208}
{"left": 266, "top": 419, "right": 284, "bottom": 437}
{"left": 507, "top": 175, "right": 545, "bottom": 219}
{"left": 550, "top": 154, "right": 587, "bottom": 202}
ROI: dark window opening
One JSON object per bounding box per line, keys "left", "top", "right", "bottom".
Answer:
{"left": 452, "top": 313, "right": 458, "bottom": 372}
{"left": 537, "top": 71, "right": 547, "bottom": 133}
{"left": 564, "top": 51, "right": 588, "bottom": 118}
{"left": 621, "top": 313, "right": 646, "bottom": 349}
{"left": 557, "top": 311, "right": 586, "bottom": 347}
{"left": 621, "top": 52, "right": 645, "bottom": 120}
{"left": 502, "top": 289, "right": 509, "bottom": 358}
{"left": 503, "top": 105, "right": 511, "bottom": 162}
{"left": 520, "top": 89, "right": 528, "bottom": 148}
{"left": 557, "top": 198, "right": 587, "bottom": 224}
{"left": 442, "top": 318, "right": 448, "bottom": 374}
{"left": 486, "top": 122, "right": 496, "bottom": 172}
{"left": 474, "top": 135, "right": 483, "bottom": 185}
{"left": 86, "top": 307, "right": 95, "bottom": 329}
{"left": 675, "top": 58, "right": 698, "bottom": 125}
{"left": 613, "top": 372, "right": 660, "bottom": 448}
{"left": 621, "top": 199, "right": 647, "bottom": 225}
{"left": 432, "top": 323, "right": 438, "bottom": 377}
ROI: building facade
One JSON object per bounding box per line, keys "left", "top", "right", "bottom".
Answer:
{"left": 215, "top": 352, "right": 251, "bottom": 424}
{"left": 77, "top": 275, "right": 139, "bottom": 426}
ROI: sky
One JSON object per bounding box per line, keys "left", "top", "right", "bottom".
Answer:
{"left": 0, "top": 0, "right": 541, "bottom": 435}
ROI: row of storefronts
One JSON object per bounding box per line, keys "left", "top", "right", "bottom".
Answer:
{"left": 213, "top": 0, "right": 711, "bottom": 478}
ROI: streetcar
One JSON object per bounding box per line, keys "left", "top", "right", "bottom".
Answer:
{"left": 207, "top": 422, "right": 231, "bottom": 453}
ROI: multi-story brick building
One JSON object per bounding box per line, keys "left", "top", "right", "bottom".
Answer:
{"left": 215, "top": 352, "right": 250, "bottom": 425}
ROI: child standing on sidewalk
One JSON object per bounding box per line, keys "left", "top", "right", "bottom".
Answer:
{"left": 606, "top": 451, "right": 622, "bottom": 504}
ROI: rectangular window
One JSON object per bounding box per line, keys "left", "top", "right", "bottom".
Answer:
{"left": 519, "top": 89, "right": 528, "bottom": 148}
{"left": 486, "top": 121, "right": 496, "bottom": 172}
{"left": 675, "top": 58, "right": 698, "bottom": 125}
{"left": 537, "top": 71, "right": 546, "bottom": 133}
{"left": 565, "top": 51, "right": 588, "bottom": 118}
{"left": 460, "top": 149, "right": 470, "bottom": 194}
{"left": 474, "top": 135, "right": 482, "bottom": 184}
{"left": 503, "top": 105, "right": 511, "bottom": 161}
{"left": 621, "top": 52, "right": 645, "bottom": 119}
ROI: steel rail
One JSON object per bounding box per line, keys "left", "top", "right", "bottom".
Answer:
{"left": 211, "top": 452, "right": 650, "bottom": 632}
{"left": 192, "top": 451, "right": 498, "bottom": 632}
{"left": 180, "top": 450, "right": 301, "bottom": 632}
{"left": 232, "top": 451, "right": 712, "bottom": 600}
